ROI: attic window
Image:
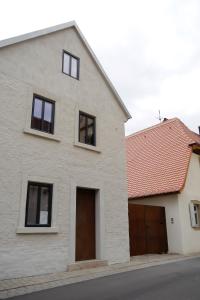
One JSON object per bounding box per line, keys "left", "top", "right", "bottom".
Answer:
{"left": 62, "top": 51, "right": 79, "bottom": 79}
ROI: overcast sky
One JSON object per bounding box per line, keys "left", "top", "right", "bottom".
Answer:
{"left": 1, "top": 0, "right": 200, "bottom": 135}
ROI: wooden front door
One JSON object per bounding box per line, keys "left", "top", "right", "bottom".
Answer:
{"left": 129, "top": 204, "right": 146, "bottom": 256}
{"left": 76, "top": 188, "right": 96, "bottom": 261}
{"left": 128, "top": 204, "right": 168, "bottom": 256}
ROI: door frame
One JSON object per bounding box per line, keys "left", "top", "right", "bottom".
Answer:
{"left": 75, "top": 187, "right": 96, "bottom": 261}
{"left": 69, "top": 180, "right": 105, "bottom": 264}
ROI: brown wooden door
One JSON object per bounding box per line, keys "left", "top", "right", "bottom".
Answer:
{"left": 76, "top": 188, "right": 96, "bottom": 261}
{"left": 145, "top": 206, "right": 168, "bottom": 254}
{"left": 128, "top": 203, "right": 168, "bottom": 256}
{"left": 129, "top": 204, "right": 146, "bottom": 256}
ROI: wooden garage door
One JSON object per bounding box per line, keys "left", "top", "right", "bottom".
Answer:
{"left": 76, "top": 188, "right": 96, "bottom": 261}
{"left": 129, "top": 204, "right": 168, "bottom": 256}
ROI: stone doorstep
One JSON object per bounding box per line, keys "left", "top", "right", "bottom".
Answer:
{"left": 67, "top": 259, "right": 108, "bottom": 271}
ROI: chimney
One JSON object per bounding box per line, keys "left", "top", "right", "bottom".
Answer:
{"left": 163, "top": 118, "right": 168, "bottom": 122}
{"left": 198, "top": 126, "right": 200, "bottom": 135}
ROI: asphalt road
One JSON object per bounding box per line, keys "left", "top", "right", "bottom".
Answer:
{"left": 11, "top": 257, "right": 200, "bottom": 300}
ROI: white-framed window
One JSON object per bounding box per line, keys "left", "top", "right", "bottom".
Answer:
{"left": 31, "top": 94, "right": 55, "bottom": 134}
{"left": 23, "top": 89, "right": 61, "bottom": 142}
{"left": 73, "top": 105, "right": 101, "bottom": 153}
{"left": 25, "top": 181, "right": 53, "bottom": 227}
{"left": 189, "top": 202, "right": 200, "bottom": 228}
{"left": 16, "top": 175, "right": 59, "bottom": 234}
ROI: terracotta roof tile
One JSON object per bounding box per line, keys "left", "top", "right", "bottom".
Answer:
{"left": 126, "top": 118, "right": 200, "bottom": 199}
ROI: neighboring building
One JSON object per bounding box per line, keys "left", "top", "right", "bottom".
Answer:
{"left": 126, "top": 118, "right": 200, "bottom": 256}
{"left": 0, "top": 21, "right": 131, "bottom": 279}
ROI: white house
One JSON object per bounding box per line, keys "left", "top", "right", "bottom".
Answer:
{"left": 0, "top": 21, "right": 131, "bottom": 279}
{"left": 126, "top": 118, "right": 200, "bottom": 256}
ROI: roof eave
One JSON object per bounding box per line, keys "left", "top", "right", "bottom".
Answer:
{"left": 128, "top": 190, "right": 180, "bottom": 200}
{"left": 189, "top": 142, "right": 200, "bottom": 155}
{"left": 73, "top": 23, "right": 131, "bottom": 120}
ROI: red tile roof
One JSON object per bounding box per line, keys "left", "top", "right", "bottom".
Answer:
{"left": 126, "top": 118, "right": 200, "bottom": 199}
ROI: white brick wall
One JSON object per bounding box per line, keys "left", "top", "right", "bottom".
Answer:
{"left": 0, "top": 27, "right": 130, "bottom": 279}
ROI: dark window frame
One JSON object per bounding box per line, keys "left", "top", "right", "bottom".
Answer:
{"left": 79, "top": 111, "right": 96, "bottom": 146}
{"left": 31, "top": 94, "right": 55, "bottom": 134}
{"left": 62, "top": 50, "right": 80, "bottom": 80}
{"left": 25, "top": 181, "right": 53, "bottom": 227}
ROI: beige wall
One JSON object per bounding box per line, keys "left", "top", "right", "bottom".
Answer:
{"left": 0, "top": 28, "right": 130, "bottom": 279}
{"left": 178, "top": 153, "right": 200, "bottom": 254}
{"left": 129, "top": 194, "right": 183, "bottom": 254}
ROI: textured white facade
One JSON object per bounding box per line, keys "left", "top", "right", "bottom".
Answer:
{"left": 0, "top": 26, "right": 130, "bottom": 279}
{"left": 178, "top": 153, "right": 200, "bottom": 254}
{"left": 130, "top": 153, "right": 200, "bottom": 255}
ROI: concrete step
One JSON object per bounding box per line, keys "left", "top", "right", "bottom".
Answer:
{"left": 67, "top": 259, "right": 108, "bottom": 271}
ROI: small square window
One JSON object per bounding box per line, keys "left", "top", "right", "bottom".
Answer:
{"left": 31, "top": 95, "right": 55, "bottom": 134}
{"left": 25, "top": 182, "right": 53, "bottom": 227}
{"left": 62, "top": 51, "right": 79, "bottom": 79}
{"left": 79, "top": 112, "right": 96, "bottom": 146}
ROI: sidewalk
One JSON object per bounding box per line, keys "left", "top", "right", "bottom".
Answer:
{"left": 0, "top": 253, "right": 200, "bottom": 299}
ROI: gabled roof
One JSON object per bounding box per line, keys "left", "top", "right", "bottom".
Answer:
{"left": 126, "top": 118, "right": 200, "bottom": 199}
{"left": 0, "top": 21, "right": 131, "bottom": 120}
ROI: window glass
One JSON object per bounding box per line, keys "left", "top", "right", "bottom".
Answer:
{"left": 31, "top": 95, "right": 55, "bottom": 134}
{"left": 79, "top": 114, "right": 86, "bottom": 143}
{"left": 194, "top": 204, "right": 199, "bottom": 225}
{"left": 44, "top": 102, "right": 53, "bottom": 122}
{"left": 71, "top": 57, "right": 78, "bottom": 78}
{"left": 63, "top": 51, "right": 79, "bottom": 79}
{"left": 87, "top": 125, "right": 94, "bottom": 145}
{"left": 26, "top": 185, "right": 38, "bottom": 225}
{"left": 25, "top": 182, "right": 52, "bottom": 227}
{"left": 63, "top": 53, "right": 70, "bottom": 75}
{"left": 79, "top": 112, "right": 96, "bottom": 146}
{"left": 79, "top": 114, "right": 86, "bottom": 129}
{"left": 87, "top": 117, "right": 94, "bottom": 126}
{"left": 39, "top": 187, "right": 49, "bottom": 225}
{"left": 33, "top": 98, "right": 42, "bottom": 118}
{"left": 80, "top": 130, "right": 86, "bottom": 143}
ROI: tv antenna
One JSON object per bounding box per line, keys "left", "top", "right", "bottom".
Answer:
{"left": 156, "top": 110, "right": 163, "bottom": 122}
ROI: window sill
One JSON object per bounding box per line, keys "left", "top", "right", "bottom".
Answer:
{"left": 16, "top": 227, "right": 59, "bottom": 234}
{"left": 192, "top": 226, "right": 200, "bottom": 229}
{"left": 74, "top": 141, "right": 101, "bottom": 153}
{"left": 23, "top": 128, "right": 61, "bottom": 142}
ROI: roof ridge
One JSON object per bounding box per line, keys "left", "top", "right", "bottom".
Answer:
{"left": 0, "top": 21, "right": 77, "bottom": 48}
{"left": 126, "top": 117, "right": 179, "bottom": 139}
